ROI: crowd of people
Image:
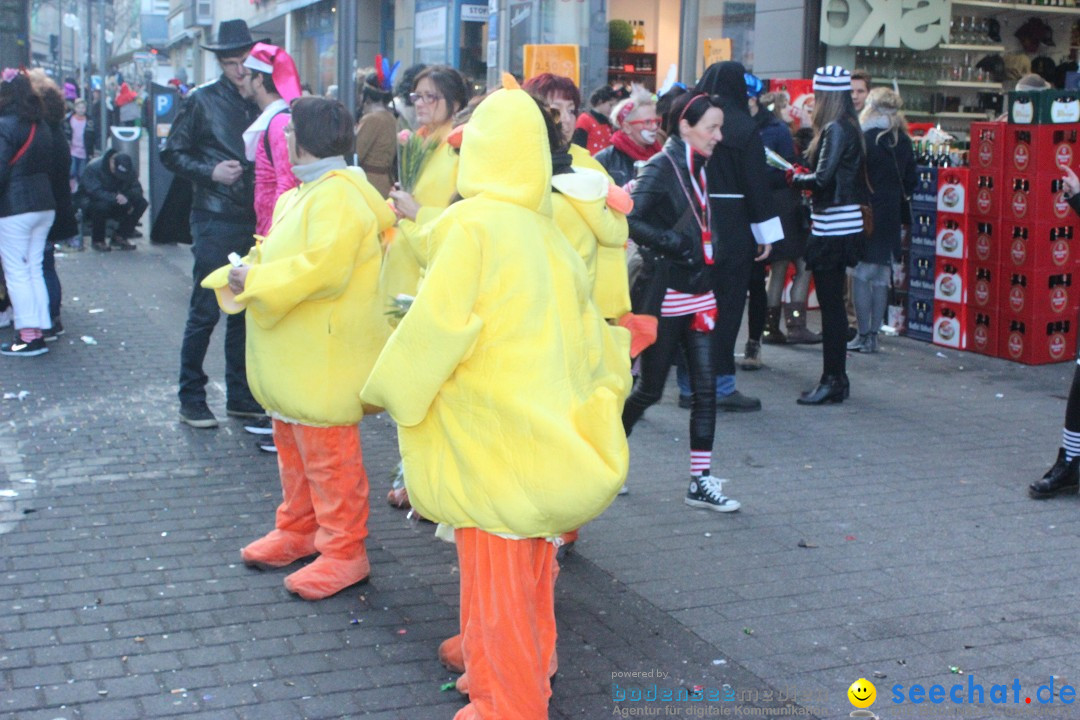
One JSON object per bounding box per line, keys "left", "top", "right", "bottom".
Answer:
{"left": 17, "top": 14, "right": 1080, "bottom": 720}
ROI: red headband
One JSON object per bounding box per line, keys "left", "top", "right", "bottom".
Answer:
{"left": 616, "top": 101, "right": 636, "bottom": 126}
{"left": 678, "top": 93, "right": 709, "bottom": 126}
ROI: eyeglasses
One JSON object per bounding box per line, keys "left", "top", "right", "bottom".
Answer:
{"left": 628, "top": 118, "right": 661, "bottom": 129}
{"left": 409, "top": 92, "right": 443, "bottom": 105}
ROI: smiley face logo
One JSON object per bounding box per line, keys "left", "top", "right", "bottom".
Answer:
{"left": 848, "top": 678, "right": 877, "bottom": 708}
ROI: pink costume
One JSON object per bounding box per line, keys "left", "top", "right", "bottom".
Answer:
{"left": 242, "top": 43, "right": 303, "bottom": 236}
{"left": 251, "top": 107, "right": 296, "bottom": 236}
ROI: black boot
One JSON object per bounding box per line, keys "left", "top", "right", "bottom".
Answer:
{"left": 762, "top": 306, "right": 786, "bottom": 345}
{"left": 1029, "top": 448, "right": 1080, "bottom": 498}
{"left": 797, "top": 375, "right": 847, "bottom": 405}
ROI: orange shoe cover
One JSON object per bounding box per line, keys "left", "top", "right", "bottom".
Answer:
{"left": 241, "top": 529, "right": 317, "bottom": 569}
{"left": 618, "top": 313, "right": 658, "bottom": 358}
{"left": 439, "top": 634, "right": 465, "bottom": 673}
{"left": 454, "top": 650, "right": 558, "bottom": 698}
{"left": 453, "top": 704, "right": 481, "bottom": 720}
{"left": 283, "top": 554, "right": 370, "bottom": 600}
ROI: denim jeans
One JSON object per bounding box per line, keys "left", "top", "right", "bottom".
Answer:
{"left": 177, "top": 214, "right": 259, "bottom": 409}
{"left": 42, "top": 243, "right": 60, "bottom": 322}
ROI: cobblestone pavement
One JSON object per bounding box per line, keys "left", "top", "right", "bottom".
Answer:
{"left": 1, "top": 242, "right": 1078, "bottom": 720}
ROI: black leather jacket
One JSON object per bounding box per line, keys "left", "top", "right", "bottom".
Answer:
{"left": 595, "top": 144, "right": 637, "bottom": 189}
{"left": 161, "top": 76, "right": 258, "bottom": 223}
{"left": 0, "top": 111, "right": 57, "bottom": 219}
{"left": 791, "top": 120, "right": 868, "bottom": 211}
{"left": 628, "top": 136, "right": 714, "bottom": 297}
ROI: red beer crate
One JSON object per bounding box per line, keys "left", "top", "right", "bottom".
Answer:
{"left": 998, "top": 267, "right": 1080, "bottom": 319}
{"left": 970, "top": 121, "right": 1006, "bottom": 172}
{"left": 937, "top": 167, "right": 969, "bottom": 214}
{"left": 1001, "top": 172, "right": 1072, "bottom": 223}
{"left": 998, "top": 313, "right": 1076, "bottom": 364}
{"left": 936, "top": 213, "right": 968, "bottom": 260}
{"left": 933, "top": 301, "right": 967, "bottom": 350}
{"left": 967, "top": 309, "right": 1000, "bottom": 356}
{"left": 967, "top": 171, "right": 1001, "bottom": 219}
{"left": 999, "top": 220, "right": 1080, "bottom": 270}
{"left": 966, "top": 263, "right": 999, "bottom": 312}
{"left": 968, "top": 217, "right": 1001, "bottom": 266}
{"left": 935, "top": 258, "right": 967, "bottom": 304}
{"left": 1002, "top": 124, "right": 1080, "bottom": 175}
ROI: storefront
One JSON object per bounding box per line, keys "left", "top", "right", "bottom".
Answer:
{"left": 413, "top": 0, "right": 490, "bottom": 89}
{"left": 821, "top": 0, "right": 1080, "bottom": 135}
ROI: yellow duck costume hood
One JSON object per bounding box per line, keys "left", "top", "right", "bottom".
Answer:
{"left": 360, "top": 87, "right": 632, "bottom": 538}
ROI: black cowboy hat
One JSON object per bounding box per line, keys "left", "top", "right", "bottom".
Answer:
{"left": 200, "top": 19, "right": 269, "bottom": 54}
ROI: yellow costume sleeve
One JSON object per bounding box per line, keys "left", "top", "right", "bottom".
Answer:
{"left": 237, "top": 188, "right": 376, "bottom": 330}
{"left": 361, "top": 220, "right": 483, "bottom": 427}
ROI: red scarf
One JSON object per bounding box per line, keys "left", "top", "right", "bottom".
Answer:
{"left": 611, "top": 130, "right": 662, "bottom": 162}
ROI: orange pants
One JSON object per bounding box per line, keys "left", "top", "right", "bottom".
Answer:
{"left": 453, "top": 528, "right": 557, "bottom": 720}
{"left": 260, "top": 421, "right": 370, "bottom": 599}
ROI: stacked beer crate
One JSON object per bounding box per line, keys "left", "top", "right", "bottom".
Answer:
{"left": 904, "top": 95, "right": 1080, "bottom": 364}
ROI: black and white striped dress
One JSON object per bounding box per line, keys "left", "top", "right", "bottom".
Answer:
{"left": 810, "top": 204, "right": 863, "bottom": 237}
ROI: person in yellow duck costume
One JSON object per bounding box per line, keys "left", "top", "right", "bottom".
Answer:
{"left": 201, "top": 97, "right": 396, "bottom": 601}
{"left": 382, "top": 66, "right": 471, "bottom": 303}
{"left": 361, "top": 84, "right": 632, "bottom": 720}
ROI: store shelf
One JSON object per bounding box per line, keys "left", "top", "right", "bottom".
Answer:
{"left": 939, "top": 44, "right": 1005, "bottom": 52}
{"left": 936, "top": 80, "right": 1002, "bottom": 89}
{"left": 906, "top": 110, "right": 995, "bottom": 119}
{"left": 952, "top": 0, "right": 1080, "bottom": 14}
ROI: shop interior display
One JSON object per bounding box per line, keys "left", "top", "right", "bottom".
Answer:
{"left": 853, "top": 1, "right": 1080, "bottom": 138}
{"left": 608, "top": 18, "right": 656, "bottom": 89}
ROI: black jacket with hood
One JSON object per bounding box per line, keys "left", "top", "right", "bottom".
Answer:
{"left": 161, "top": 75, "right": 257, "bottom": 224}
{"left": 694, "top": 62, "right": 782, "bottom": 267}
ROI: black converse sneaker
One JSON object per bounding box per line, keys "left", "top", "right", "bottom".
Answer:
{"left": 685, "top": 475, "right": 741, "bottom": 512}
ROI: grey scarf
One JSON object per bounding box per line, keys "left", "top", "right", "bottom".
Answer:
{"left": 292, "top": 155, "right": 349, "bottom": 184}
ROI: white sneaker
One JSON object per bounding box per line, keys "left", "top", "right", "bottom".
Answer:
{"left": 618, "top": 484, "right": 629, "bottom": 496}
{"left": 685, "top": 475, "right": 740, "bottom": 512}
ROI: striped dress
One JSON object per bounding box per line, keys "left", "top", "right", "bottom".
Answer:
{"left": 810, "top": 204, "right": 863, "bottom": 237}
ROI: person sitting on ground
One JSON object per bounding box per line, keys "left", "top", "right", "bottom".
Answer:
{"left": 594, "top": 84, "right": 663, "bottom": 188}
{"left": 78, "top": 150, "right": 145, "bottom": 252}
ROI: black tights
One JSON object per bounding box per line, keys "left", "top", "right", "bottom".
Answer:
{"left": 747, "top": 261, "right": 767, "bottom": 342}
{"left": 812, "top": 265, "right": 848, "bottom": 378}
{"left": 623, "top": 315, "right": 716, "bottom": 452}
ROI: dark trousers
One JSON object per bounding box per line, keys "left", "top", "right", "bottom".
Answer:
{"left": 813, "top": 265, "right": 848, "bottom": 378}
{"left": 623, "top": 315, "right": 716, "bottom": 452}
{"left": 711, "top": 256, "right": 753, "bottom": 377}
{"left": 86, "top": 196, "right": 148, "bottom": 245}
{"left": 178, "top": 215, "right": 258, "bottom": 409}
{"left": 746, "top": 260, "right": 767, "bottom": 343}
{"left": 42, "top": 244, "right": 60, "bottom": 322}
{"left": 1066, "top": 350, "right": 1080, "bottom": 433}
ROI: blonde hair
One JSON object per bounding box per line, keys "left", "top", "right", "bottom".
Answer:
{"left": 610, "top": 84, "right": 656, "bottom": 129}
{"left": 860, "top": 87, "right": 908, "bottom": 144}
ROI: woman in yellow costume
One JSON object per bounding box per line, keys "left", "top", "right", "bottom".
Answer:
{"left": 361, "top": 82, "right": 632, "bottom": 720}
{"left": 201, "top": 97, "right": 396, "bottom": 600}
{"left": 383, "top": 65, "right": 470, "bottom": 301}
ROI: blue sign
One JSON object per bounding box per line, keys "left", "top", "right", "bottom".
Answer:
{"left": 155, "top": 93, "right": 173, "bottom": 117}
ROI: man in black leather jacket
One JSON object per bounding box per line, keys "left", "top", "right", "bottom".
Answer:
{"left": 693, "top": 62, "right": 782, "bottom": 413}
{"left": 162, "top": 19, "right": 266, "bottom": 429}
